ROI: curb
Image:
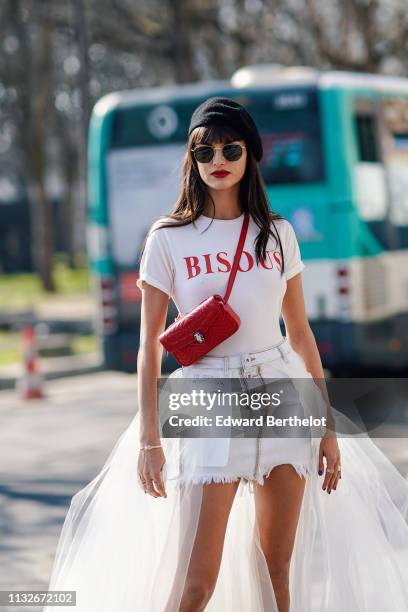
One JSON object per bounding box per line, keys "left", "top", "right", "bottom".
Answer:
{"left": 0, "top": 354, "right": 105, "bottom": 391}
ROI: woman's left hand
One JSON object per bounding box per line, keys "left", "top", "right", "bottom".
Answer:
{"left": 318, "top": 431, "right": 341, "bottom": 494}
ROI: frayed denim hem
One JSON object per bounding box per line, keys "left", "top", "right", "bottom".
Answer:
{"left": 170, "top": 462, "right": 311, "bottom": 496}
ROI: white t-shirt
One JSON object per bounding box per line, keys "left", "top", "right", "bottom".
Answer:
{"left": 136, "top": 212, "right": 305, "bottom": 356}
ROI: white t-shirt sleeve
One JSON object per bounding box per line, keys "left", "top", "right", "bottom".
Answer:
{"left": 282, "top": 221, "right": 305, "bottom": 281}
{"left": 136, "top": 225, "right": 174, "bottom": 297}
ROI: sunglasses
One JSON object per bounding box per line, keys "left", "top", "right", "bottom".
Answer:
{"left": 191, "top": 143, "right": 246, "bottom": 163}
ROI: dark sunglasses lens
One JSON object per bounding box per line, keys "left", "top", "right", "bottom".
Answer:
{"left": 193, "top": 147, "right": 214, "bottom": 163}
{"left": 223, "top": 144, "right": 243, "bottom": 161}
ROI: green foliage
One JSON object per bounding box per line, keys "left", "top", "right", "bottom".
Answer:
{"left": 0, "top": 332, "right": 21, "bottom": 366}
{"left": 0, "top": 262, "right": 91, "bottom": 309}
{"left": 0, "top": 332, "right": 97, "bottom": 366}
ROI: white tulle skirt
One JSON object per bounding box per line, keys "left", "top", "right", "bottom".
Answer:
{"left": 44, "top": 340, "right": 408, "bottom": 611}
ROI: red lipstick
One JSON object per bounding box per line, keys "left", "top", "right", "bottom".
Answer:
{"left": 211, "top": 171, "right": 230, "bottom": 178}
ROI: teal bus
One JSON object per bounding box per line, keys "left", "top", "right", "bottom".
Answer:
{"left": 87, "top": 64, "right": 408, "bottom": 374}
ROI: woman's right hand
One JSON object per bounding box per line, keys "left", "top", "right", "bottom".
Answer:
{"left": 137, "top": 446, "right": 167, "bottom": 498}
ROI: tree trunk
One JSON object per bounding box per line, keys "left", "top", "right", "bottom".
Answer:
{"left": 29, "top": 14, "right": 55, "bottom": 291}
{"left": 172, "top": 0, "right": 197, "bottom": 83}
{"left": 54, "top": 110, "right": 77, "bottom": 268}
{"left": 12, "top": 0, "right": 56, "bottom": 291}
{"left": 72, "top": 0, "right": 91, "bottom": 257}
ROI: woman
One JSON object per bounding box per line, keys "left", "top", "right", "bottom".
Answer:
{"left": 45, "top": 98, "right": 408, "bottom": 612}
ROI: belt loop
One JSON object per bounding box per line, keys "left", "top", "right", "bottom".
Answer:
{"left": 238, "top": 354, "right": 248, "bottom": 391}
{"left": 278, "top": 345, "right": 290, "bottom": 364}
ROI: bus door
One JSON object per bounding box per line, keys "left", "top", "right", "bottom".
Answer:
{"left": 352, "top": 94, "right": 408, "bottom": 367}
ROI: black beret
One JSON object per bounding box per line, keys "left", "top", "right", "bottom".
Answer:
{"left": 188, "top": 97, "right": 263, "bottom": 162}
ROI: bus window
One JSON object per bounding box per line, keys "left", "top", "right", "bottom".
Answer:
{"left": 353, "top": 97, "right": 408, "bottom": 251}
{"left": 352, "top": 100, "right": 393, "bottom": 248}
{"left": 245, "top": 87, "right": 324, "bottom": 185}
{"left": 383, "top": 98, "right": 408, "bottom": 247}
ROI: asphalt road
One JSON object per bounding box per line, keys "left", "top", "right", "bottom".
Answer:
{"left": 0, "top": 373, "right": 137, "bottom": 611}
{"left": 0, "top": 372, "right": 407, "bottom": 611}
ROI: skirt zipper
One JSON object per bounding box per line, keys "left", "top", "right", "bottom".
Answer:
{"left": 241, "top": 365, "right": 265, "bottom": 482}
{"left": 254, "top": 434, "right": 261, "bottom": 479}
{"left": 253, "top": 365, "right": 266, "bottom": 479}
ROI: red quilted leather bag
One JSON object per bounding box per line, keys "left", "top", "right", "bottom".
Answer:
{"left": 159, "top": 212, "right": 250, "bottom": 366}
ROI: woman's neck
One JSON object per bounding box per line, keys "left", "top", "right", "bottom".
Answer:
{"left": 203, "top": 185, "right": 242, "bottom": 220}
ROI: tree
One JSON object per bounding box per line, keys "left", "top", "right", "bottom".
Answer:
{"left": 1, "top": 0, "right": 407, "bottom": 293}
{"left": 1, "top": 0, "right": 56, "bottom": 290}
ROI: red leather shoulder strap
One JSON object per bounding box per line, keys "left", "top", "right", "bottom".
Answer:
{"left": 223, "top": 212, "right": 250, "bottom": 303}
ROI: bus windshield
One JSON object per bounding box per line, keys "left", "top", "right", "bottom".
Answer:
{"left": 246, "top": 88, "right": 324, "bottom": 185}
{"left": 104, "top": 88, "right": 324, "bottom": 269}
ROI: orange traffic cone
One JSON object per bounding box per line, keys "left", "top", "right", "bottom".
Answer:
{"left": 16, "top": 325, "right": 45, "bottom": 399}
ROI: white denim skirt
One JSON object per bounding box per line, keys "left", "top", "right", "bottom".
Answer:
{"left": 45, "top": 337, "right": 408, "bottom": 612}
{"left": 166, "top": 337, "right": 319, "bottom": 495}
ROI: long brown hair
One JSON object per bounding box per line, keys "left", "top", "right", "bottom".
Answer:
{"left": 139, "top": 123, "right": 286, "bottom": 276}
